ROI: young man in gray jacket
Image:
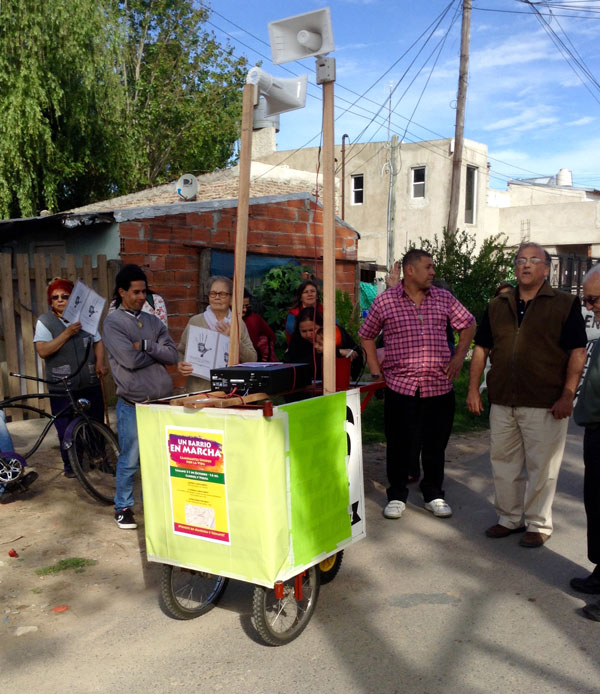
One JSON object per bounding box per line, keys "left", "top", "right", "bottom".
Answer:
{"left": 102, "top": 265, "right": 178, "bottom": 529}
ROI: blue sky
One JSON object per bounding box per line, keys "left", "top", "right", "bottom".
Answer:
{"left": 204, "top": 0, "right": 600, "bottom": 190}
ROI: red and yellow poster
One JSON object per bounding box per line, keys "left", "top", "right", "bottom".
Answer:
{"left": 166, "top": 426, "right": 230, "bottom": 544}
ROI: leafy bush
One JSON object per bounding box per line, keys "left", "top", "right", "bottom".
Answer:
{"left": 253, "top": 262, "right": 314, "bottom": 356}
{"left": 336, "top": 289, "right": 360, "bottom": 342}
{"left": 415, "top": 229, "right": 515, "bottom": 321}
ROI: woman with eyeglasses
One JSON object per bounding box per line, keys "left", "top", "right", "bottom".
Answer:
{"left": 34, "top": 278, "right": 108, "bottom": 477}
{"left": 177, "top": 276, "right": 257, "bottom": 392}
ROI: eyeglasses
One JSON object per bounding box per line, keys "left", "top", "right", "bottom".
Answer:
{"left": 51, "top": 294, "right": 70, "bottom": 301}
{"left": 582, "top": 295, "right": 600, "bottom": 306}
{"left": 208, "top": 291, "right": 231, "bottom": 299}
{"left": 515, "top": 257, "right": 543, "bottom": 266}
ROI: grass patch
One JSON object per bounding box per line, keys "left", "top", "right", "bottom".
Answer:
{"left": 35, "top": 557, "right": 97, "bottom": 576}
{"left": 31, "top": 587, "right": 43, "bottom": 594}
{"left": 361, "top": 361, "right": 489, "bottom": 444}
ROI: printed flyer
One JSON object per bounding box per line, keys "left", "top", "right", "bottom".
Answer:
{"left": 166, "top": 426, "right": 230, "bottom": 544}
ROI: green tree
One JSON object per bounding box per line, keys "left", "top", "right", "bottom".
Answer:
{"left": 415, "top": 229, "right": 514, "bottom": 321}
{"left": 0, "top": 0, "right": 134, "bottom": 216}
{"left": 119, "top": 0, "right": 248, "bottom": 187}
{"left": 0, "top": 0, "right": 248, "bottom": 217}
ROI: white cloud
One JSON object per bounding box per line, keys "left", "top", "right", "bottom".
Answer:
{"left": 483, "top": 106, "right": 558, "bottom": 132}
{"left": 566, "top": 116, "right": 595, "bottom": 126}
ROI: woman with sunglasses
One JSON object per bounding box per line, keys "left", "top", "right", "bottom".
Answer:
{"left": 177, "top": 276, "right": 256, "bottom": 392}
{"left": 33, "top": 278, "right": 108, "bottom": 477}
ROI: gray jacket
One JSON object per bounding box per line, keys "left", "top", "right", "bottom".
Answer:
{"left": 102, "top": 307, "right": 177, "bottom": 402}
{"left": 574, "top": 339, "right": 600, "bottom": 426}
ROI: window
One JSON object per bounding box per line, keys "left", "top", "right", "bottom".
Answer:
{"left": 351, "top": 174, "right": 364, "bottom": 205}
{"left": 465, "top": 165, "right": 477, "bottom": 224}
{"left": 412, "top": 167, "right": 425, "bottom": 198}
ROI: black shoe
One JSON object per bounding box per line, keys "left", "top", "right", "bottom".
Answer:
{"left": 114, "top": 508, "right": 137, "bottom": 529}
{"left": 570, "top": 569, "right": 600, "bottom": 595}
{"left": 582, "top": 601, "right": 600, "bottom": 622}
{"left": 63, "top": 468, "right": 76, "bottom": 479}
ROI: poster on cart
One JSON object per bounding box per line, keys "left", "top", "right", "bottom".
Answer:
{"left": 165, "top": 426, "right": 230, "bottom": 545}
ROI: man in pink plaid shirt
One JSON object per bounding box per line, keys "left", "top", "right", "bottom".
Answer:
{"left": 359, "top": 249, "right": 475, "bottom": 520}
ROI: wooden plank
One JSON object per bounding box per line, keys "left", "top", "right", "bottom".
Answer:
{"left": 171, "top": 392, "right": 267, "bottom": 409}
{"left": 49, "top": 255, "right": 62, "bottom": 281}
{"left": 97, "top": 254, "right": 109, "bottom": 322}
{"left": 0, "top": 254, "right": 22, "bottom": 420}
{"left": 65, "top": 254, "right": 77, "bottom": 283}
{"left": 16, "top": 255, "right": 38, "bottom": 408}
{"left": 229, "top": 82, "right": 255, "bottom": 366}
{"left": 33, "top": 254, "right": 47, "bottom": 321}
{"left": 82, "top": 254, "right": 93, "bottom": 288}
{"left": 33, "top": 254, "right": 51, "bottom": 414}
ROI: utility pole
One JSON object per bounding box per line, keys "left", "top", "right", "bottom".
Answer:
{"left": 447, "top": 0, "right": 471, "bottom": 235}
{"left": 386, "top": 134, "right": 398, "bottom": 269}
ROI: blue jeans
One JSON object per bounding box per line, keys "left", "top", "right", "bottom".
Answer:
{"left": 0, "top": 410, "right": 14, "bottom": 453}
{"left": 114, "top": 398, "right": 140, "bottom": 511}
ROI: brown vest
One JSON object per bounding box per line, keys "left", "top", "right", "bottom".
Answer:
{"left": 487, "top": 281, "right": 576, "bottom": 408}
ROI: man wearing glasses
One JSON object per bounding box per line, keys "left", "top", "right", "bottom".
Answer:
{"left": 467, "top": 242, "right": 586, "bottom": 548}
{"left": 572, "top": 265, "right": 600, "bottom": 620}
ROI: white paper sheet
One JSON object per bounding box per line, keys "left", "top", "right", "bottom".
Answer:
{"left": 184, "top": 325, "right": 230, "bottom": 379}
{"left": 61, "top": 280, "right": 105, "bottom": 335}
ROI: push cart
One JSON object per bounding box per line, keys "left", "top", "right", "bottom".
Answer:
{"left": 137, "top": 386, "right": 368, "bottom": 646}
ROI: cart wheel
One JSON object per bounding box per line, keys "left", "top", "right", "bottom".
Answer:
{"left": 159, "top": 564, "right": 228, "bottom": 620}
{"left": 251, "top": 566, "right": 320, "bottom": 646}
{"left": 318, "top": 550, "right": 343, "bottom": 585}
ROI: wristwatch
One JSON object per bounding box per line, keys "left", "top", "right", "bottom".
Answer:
{"left": 371, "top": 373, "right": 381, "bottom": 380}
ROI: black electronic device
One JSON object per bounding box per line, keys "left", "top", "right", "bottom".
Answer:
{"left": 210, "top": 363, "right": 313, "bottom": 395}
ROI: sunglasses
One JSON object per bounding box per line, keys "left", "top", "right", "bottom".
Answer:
{"left": 51, "top": 294, "right": 70, "bottom": 301}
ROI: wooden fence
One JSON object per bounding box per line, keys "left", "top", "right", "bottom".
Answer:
{"left": 0, "top": 253, "right": 121, "bottom": 420}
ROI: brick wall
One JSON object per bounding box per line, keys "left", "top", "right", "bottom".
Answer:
{"left": 118, "top": 196, "right": 358, "bottom": 351}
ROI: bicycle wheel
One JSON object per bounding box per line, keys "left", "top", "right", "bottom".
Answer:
{"left": 68, "top": 420, "right": 119, "bottom": 504}
{"left": 251, "top": 566, "right": 320, "bottom": 646}
{"left": 159, "top": 564, "right": 228, "bottom": 620}
{"left": 318, "top": 550, "right": 343, "bottom": 585}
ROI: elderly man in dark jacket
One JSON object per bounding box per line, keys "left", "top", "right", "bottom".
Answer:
{"left": 467, "top": 242, "right": 587, "bottom": 548}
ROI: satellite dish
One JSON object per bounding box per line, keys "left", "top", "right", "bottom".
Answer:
{"left": 176, "top": 174, "right": 199, "bottom": 200}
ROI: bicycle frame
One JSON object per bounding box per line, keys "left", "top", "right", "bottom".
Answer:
{"left": 0, "top": 387, "right": 95, "bottom": 461}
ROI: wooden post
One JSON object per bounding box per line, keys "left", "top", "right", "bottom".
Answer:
{"left": 229, "top": 82, "right": 255, "bottom": 365}
{"left": 322, "top": 78, "right": 336, "bottom": 394}
{"left": 447, "top": 0, "right": 471, "bottom": 235}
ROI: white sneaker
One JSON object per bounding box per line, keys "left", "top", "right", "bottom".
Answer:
{"left": 424, "top": 498, "right": 452, "bottom": 518}
{"left": 383, "top": 500, "right": 406, "bottom": 519}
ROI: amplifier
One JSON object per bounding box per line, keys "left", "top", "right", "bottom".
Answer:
{"left": 210, "top": 362, "right": 313, "bottom": 395}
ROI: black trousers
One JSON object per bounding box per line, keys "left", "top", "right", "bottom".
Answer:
{"left": 384, "top": 387, "right": 455, "bottom": 503}
{"left": 583, "top": 426, "right": 600, "bottom": 565}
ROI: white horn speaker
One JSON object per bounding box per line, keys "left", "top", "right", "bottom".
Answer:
{"left": 268, "top": 8, "right": 334, "bottom": 65}
{"left": 246, "top": 67, "right": 308, "bottom": 116}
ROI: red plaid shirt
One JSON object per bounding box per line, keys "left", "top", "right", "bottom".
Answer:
{"left": 359, "top": 283, "right": 475, "bottom": 397}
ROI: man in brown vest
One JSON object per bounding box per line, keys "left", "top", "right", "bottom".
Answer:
{"left": 467, "top": 242, "right": 586, "bottom": 547}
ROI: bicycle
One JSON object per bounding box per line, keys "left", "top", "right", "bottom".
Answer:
{"left": 0, "top": 371, "right": 120, "bottom": 504}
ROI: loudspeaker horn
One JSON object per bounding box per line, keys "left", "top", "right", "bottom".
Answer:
{"left": 268, "top": 8, "right": 334, "bottom": 65}
{"left": 246, "top": 67, "right": 308, "bottom": 116}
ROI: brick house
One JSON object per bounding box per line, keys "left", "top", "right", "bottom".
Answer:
{"left": 115, "top": 193, "right": 360, "bottom": 342}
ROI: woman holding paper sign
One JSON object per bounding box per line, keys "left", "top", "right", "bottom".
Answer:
{"left": 177, "top": 276, "right": 256, "bottom": 393}
{"left": 34, "top": 278, "right": 108, "bottom": 477}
